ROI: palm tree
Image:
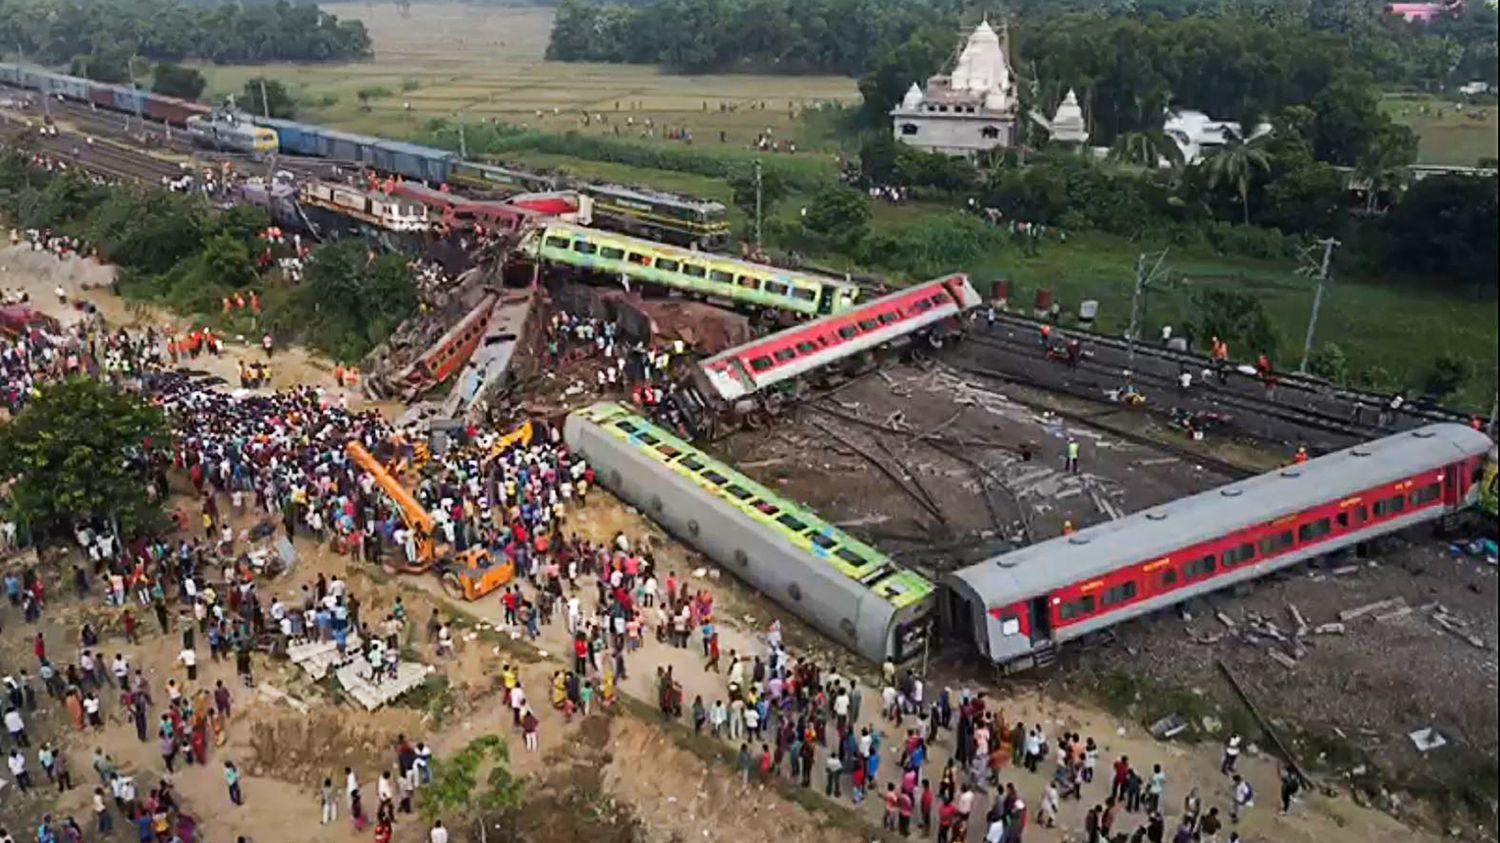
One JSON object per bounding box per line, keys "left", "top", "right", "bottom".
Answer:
{"left": 1200, "top": 136, "right": 1270, "bottom": 225}
{"left": 1108, "top": 130, "right": 1184, "bottom": 170}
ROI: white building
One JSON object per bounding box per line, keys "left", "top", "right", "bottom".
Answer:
{"left": 1046, "top": 89, "right": 1089, "bottom": 147}
{"left": 1162, "top": 109, "right": 1272, "bottom": 166}
{"left": 890, "top": 20, "right": 1018, "bottom": 157}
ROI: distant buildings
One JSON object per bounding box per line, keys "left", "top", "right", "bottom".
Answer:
{"left": 1162, "top": 109, "right": 1272, "bottom": 166}
{"left": 889, "top": 20, "right": 1019, "bottom": 157}
{"left": 1385, "top": 0, "right": 1464, "bottom": 23}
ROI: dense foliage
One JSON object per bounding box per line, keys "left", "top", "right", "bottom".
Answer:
{"left": 0, "top": 0, "right": 371, "bottom": 65}
{"left": 151, "top": 63, "right": 206, "bottom": 100}
{"left": 545, "top": 0, "right": 961, "bottom": 73}
{"left": 0, "top": 150, "right": 416, "bottom": 361}
{"left": 0, "top": 379, "right": 171, "bottom": 539}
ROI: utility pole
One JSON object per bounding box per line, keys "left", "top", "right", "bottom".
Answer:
{"left": 1126, "top": 249, "right": 1169, "bottom": 372}
{"left": 1297, "top": 237, "right": 1340, "bottom": 374}
{"left": 258, "top": 78, "right": 271, "bottom": 120}
{"left": 457, "top": 112, "right": 467, "bottom": 159}
{"left": 128, "top": 54, "right": 144, "bottom": 132}
{"left": 753, "top": 158, "right": 763, "bottom": 246}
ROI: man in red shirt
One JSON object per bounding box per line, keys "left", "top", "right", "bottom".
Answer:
{"left": 1111, "top": 756, "right": 1131, "bottom": 803}
{"left": 937, "top": 796, "right": 958, "bottom": 843}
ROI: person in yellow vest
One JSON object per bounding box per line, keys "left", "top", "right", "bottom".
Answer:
{"left": 1065, "top": 438, "right": 1080, "bottom": 474}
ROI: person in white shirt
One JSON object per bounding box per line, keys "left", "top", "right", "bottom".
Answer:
{"left": 8, "top": 748, "right": 31, "bottom": 790}
{"left": 429, "top": 820, "right": 449, "bottom": 843}
{"left": 178, "top": 648, "right": 198, "bottom": 681}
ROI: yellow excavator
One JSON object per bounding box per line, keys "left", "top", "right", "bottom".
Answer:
{"left": 346, "top": 440, "right": 515, "bottom": 601}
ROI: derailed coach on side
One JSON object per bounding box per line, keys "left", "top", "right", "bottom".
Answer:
{"left": 945, "top": 423, "right": 1494, "bottom": 672}
{"left": 564, "top": 401, "right": 936, "bottom": 664}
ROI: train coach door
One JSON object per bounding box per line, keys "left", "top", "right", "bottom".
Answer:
{"left": 1028, "top": 596, "right": 1053, "bottom": 645}
{"left": 815, "top": 285, "right": 837, "bottom": 316}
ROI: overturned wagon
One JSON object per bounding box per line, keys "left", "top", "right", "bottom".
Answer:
{"left": 564, "top": 401, "right": 936, "bottom": 664}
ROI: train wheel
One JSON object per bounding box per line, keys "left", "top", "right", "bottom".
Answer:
{"left": 441, "top": 572, "right": 466, "bottom": 601}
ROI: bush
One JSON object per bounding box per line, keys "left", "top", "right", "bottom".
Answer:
{"left": 1204, "top": 221, "right": 1303, "bottom": 260}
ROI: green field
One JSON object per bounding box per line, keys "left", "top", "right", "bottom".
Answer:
{"left": 194, "top": 3, "right": 858, "bottom": 147}
{"left": 1382, "top": 92, "right": 1499, "bottom": 166}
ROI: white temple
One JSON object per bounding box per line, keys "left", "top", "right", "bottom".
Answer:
{"left": 1162, "top": 109, "right": 1272, "bottom": 166}
{"left": 890, "top": 20, "right": 1018, "bottom": 157}
{"left": 1047, "top": 89, "right": 1089, "bottom": 146}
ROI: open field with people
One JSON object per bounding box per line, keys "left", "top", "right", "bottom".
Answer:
{"left": 194, "top": 3, "right": 858, "bottom": 146}
{"left": 1382, "top": 92, "right": 1499, "bottom": 166}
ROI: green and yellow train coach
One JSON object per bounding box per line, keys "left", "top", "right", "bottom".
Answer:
{"left": 523, "top": 221, "right": 862, "bottom": 318}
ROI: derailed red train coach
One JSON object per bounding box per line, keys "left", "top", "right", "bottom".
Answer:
{"left": 697, "top": 273, "right": 982, "bottom": 403}
{"left": 944, "top": 423, "right": 1494, "bottom": 671}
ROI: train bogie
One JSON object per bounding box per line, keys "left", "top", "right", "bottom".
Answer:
{"left": 564, "top": 402, "right": 936, "bottom": 663}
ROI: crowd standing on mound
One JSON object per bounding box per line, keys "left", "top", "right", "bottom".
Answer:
{"left": 0, "top": 256, "right": 1292, "bottom": 843}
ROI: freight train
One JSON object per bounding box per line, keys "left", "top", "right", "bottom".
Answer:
{"left": 1, "top": 62, "right": 730, "bottom": 248}
{"left": 564, "top": 401, "right": 937, "bottom": 664}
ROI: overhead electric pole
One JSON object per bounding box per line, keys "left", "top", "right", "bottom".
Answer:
{"left": 1126, "top": 249, "right": 1169, "bottom": 372}
{"left": 457, "top": 112, "right": 467, "bottom": 159}
{"left": 753, "top": 158, "right": 764, "bottom": 246}
{"left": 1297, "top": 237, "right": 1340, "bottom": 374}
{"left": 258, "top": 78, "right": 271, "bottom": 120}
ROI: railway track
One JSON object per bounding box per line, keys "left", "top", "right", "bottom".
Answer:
{"left": 986, "top": 311, "right": 1482, "bottom": 428}
{"left": 964, "top": 330, "right": 1379, "bottom": 448}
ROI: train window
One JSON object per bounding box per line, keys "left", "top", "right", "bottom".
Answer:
{"left": 679, "top": 456, "right": 705, "bottom": 471}
{"left": 835, "top": 548, "right": 870, "bottom": 568}
{"left": 1159, "top": 569, "right": 1178, "bottom": 589}
{"left": 627, "top": 252, "right": 650, "bottom": 265}
{"left": 681, "top": 264, "right": 707, "bottom": 278}
{"left": 858, "top": 319, "right": 879, "bottom": 331}
{"left": 1000, "top": 616, "right": 1022, "bottom": 636}
{"left": 655, "top": 444, "right": 680, "bottom": 459}
{"left": 773, "top": 348, "right": 797, "bottom": 363}
{"left": 753, "top": 500, "right": 780, "bottom": 516}
{"left": 656, "top": 258, "right": 680, "bottom": 272}
{"left": 1354, "top": 506, "right": 1368, "bottom": 524}
{"left": 1374, "top": 495, "right": 1406, "bottom": 517}
{"left": 931, "top": 292, "right": 951, "bottom": 305}
{"left": 777, "top": 513, "right": 809, "bottom": 532}
{"left": 612, "top": 420, "right": 639, "bottom": 433}
{"left": 1101, "top": 581, "right": 1138, "bottom": 607}
{"left": 749, "top": 356, "right": 775, "bottom": 372}
{"left": 1058, "top": 596, "right": 1095, "bottom": 621}
{"left": 1223, "top": 544, "right": 1255, "bottom": 566}
{"left": 808, "top": 534, "right": 837, "bottom": 550}
{"left": 1183, "top": 555, "right": 1216, "bottom": 580}
{"left": 915, "top": 299, "right": 933, "bottom": 312}
{"left": 544, "top": 236, "right": 570, "bottom": 249}
{"left": 737, "top": 276, "right": 761, "bottom": 289}
{"left": 709, "top": 269, "right": 733, "bottom": 284}
{"left": 1258, "top": 531, "right": 1294, "bottom": 555}
{"left": 722, "top": 485, "right": 752, "bottom": 501}
{"left": 1410, "top": 483, "right": 1441, "bottom": 505}
{"left": 1298, "top": 518, "right": 1332, "bottom": 543}
{"left": 636, "top": 432, "right": 659, "bottom": 445}
{"left": 599, "top": 246, "right": 625, "bottom": 260}
{"left": 572, "top": 241, "right": 597, "bottom": 255}
{"left": 878, "top": 312, "right": 899, "bottom": 325}
{"left": 838, "top": 326, "right": 859, "bottom": 340}
{"left": 796, "top": 341, "right": 819, "bottom": 354}
{"left": 701, "top": 470, "right": 729, "bottom": 486}
{"left": 765, "top": 281, "right": 790, "bottom": 296}
{"left": 791, "top": 287, "right": 816, "bottom": 302}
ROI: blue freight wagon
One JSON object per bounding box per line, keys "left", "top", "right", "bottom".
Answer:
{"left": 252, "top": 116, "right": 321, "bottom": 157}
{"left": 372, "top": 139, "right": 455, "bottom": 184}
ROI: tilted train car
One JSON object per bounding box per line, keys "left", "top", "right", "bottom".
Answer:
{"left": 523, "top": 221, "right": 861, "bottom": 318}
{"left": 698, "top": 273, "right": 981, "bottom": 403}
{"left": 565, "top": 402, "right": 936, "bottom": 663}
{"left": 299, "top": 181, "right": 430, "bottom": 233}
{"left": 946, "top": 423, "right": 1494, "bottom": 671}
{"left": 449, "top": 159, "right": 556, "bottom": 194}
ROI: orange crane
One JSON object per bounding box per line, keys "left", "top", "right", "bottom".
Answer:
{"left": 345, "top": 440, "right": 514, "bottom": 601}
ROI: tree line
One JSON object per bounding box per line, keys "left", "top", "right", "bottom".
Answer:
{"left": 0, "top": 0, "right": 372, "bottom": 70}
{"left": 545, "top": 0, "right": 961, "bottom": 73}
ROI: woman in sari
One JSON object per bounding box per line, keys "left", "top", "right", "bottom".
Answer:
{"left": 65, "top": 687, "right": 85, "bottom": 730}
{"left": 550, "top": 671, "right": 567, "bottom": 709}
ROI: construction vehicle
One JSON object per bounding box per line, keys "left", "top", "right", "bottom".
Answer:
{"left": 345, "top": 440, "right": 514, "bottom": 601}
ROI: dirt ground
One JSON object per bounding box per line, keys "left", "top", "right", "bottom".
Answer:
{"left": 0, "top": 252, "right": 1491, "bottom": 842}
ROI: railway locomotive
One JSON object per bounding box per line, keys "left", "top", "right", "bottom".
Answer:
{"left": 186, "top": 112, "right": 278, "bottom": 154}
{"left": 564, "top": 401, "right": 937, "bottom": 664}
{"left": 946, "top": 423, "right": 1494, "bottom": 671}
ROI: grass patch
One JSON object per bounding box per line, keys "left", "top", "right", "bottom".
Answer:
{"left": 1381, "top": 92, "right": 1498, "bottom": 166}
{"left": 1091, "top": 669, "right": 1259, "bottom": 744}
{"left": 399, "top": 674, "right": 457, "bottom": 727}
